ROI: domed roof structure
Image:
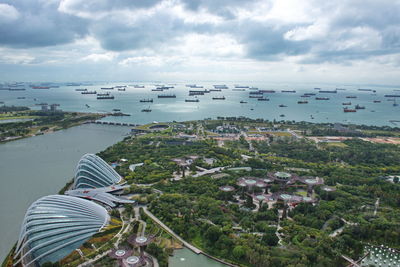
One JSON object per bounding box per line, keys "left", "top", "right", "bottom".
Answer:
{"left": 74, "top": 153, "right": 122, "bottom": 189}
{"left": 14, "top": 195, "right": 109, "bottom": 266}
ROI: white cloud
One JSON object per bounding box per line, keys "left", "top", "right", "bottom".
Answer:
{"left": 0, "top": 4, "right": 20, "bottom": 24}
{"left": 81, "top": 52, "right": 117, "bottom": 62}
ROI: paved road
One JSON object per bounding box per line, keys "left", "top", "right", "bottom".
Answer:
{"left": 142, "top": 207, "right": 202, "bottom": 254}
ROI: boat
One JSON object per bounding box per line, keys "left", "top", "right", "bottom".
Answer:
{"left": 314, "top": 87, "right": 321, "bottom": 90}
{"left": 358, "top": 89, "right": 376, "bottom": 92}
{"left": 97, "top": 93, "right": 110, "bottom": 96}
{"left": 393, "top": 99, "right": 398, "bottom": 107}
{"left": 75, "top": 88, "right": 87, "bottom": 91}
{"left": 344, "top": 107, "right": 356, "bottom": 112}
{"left": 158, "top": 94, "right": 176, "bottom": 98}
{"left": 249, "top": 87, "right": 259, "bottom": 90}
{"left": 118, "top": 88, "right": 126, "bottom": 91}
{"left": 17, "top": 97, "right": 26, "bottom": 99}
{"left": 346, "top": 96, "right": 357, "bottom": 98}
{"left": 384, "top": 94, "right": 400, "bottom": 97}
{"left": 141, "top": 107, "right": 152, "bottom": 112}
{"left": 97, "top": 95, "right": 114, "bottom": 100}
{"left": 85, "top": 104, "right": 90, "bottom": 108}
{"left": 315, "top": 97, "right": 330, "bottom": 100}
{"left": 319, "top": 90, "right": 337, "bottom": 93}
{"left": 355, "top": 104, "right": 365, "bottom": 110}
{"left": 342, "top": 102, "right": 351, "bottom": 105}
{"left": 279, "top": 104, "right": 287, "bottom": 107}
{"left": 32, "top": 86, "right": 50, "bottom": 89}
{"left": 140, "top": 99, "right": 153, "bottom": 102}
{"left": 240, "top": 100, "right": 247, "bottom": 104}
{"left": 259, "top": 90, "right": 276, "bottom": 93}
{"left": 185, "top": 99, "right": 200, "bottom": 102}
{"left": 112, "top": 109, "right": 121, "bottom": 111}
{"left": 81, "top": 91, "right": 97, "bottom": 94}
{"left": 280, "top": 114, "right": 285, "bottom": 117}
{"left": 373, "top": 100, "right": 381, "bottom": 103}
{"left": 212, "top": 96, "right": 226, "bottom": 100}
{"left": 298, "top": 101, "right": 308, "bottom": 104}
{"left": 257, "top": 98, "right": 269, "bottom": 101}
{"left": 101, "top": 87, "right": 114, "bottom": 90}
{"left": 213, "top": 85, "right": 228, "bottom": 89}
{"left": 281, "top": 90, "right": 296, "bottom": 93}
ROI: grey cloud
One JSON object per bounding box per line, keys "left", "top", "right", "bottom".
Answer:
{"left": 0, "top": 0, "right": 88, "bottom": 48}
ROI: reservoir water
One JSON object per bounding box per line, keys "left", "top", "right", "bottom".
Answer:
{"left": 0, "top": 124, "right": 129, "bottom": 262}
{"left": 169, "top": 248, "right": 227, "bottom": 267}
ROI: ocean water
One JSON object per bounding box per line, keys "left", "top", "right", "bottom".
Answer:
{"left": 0, "top": 82, "right": 399, "bottom": 126}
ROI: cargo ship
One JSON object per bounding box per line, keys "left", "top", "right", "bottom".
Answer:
{"left": 210, "top": 89, "right": 222, "bottom": 92}
{"left": 213, "top": 85, "right": 228, "bottom": 89}
{"left": 342, "top": 102, "right": 351, "bottom": 105}
{"left": 32, "top": 86, "right": 50, "bottom": 89}
{"left": 301, "top": 95, "right": 310, "bottom": 98}
{"left": 185, "top": 98, "right": 200, "bottom": 102}
{"left": 316, "top": 97, "right": 330, "bottom": 100}
{"left": 81, "top": 91, "right": 97, "bottom": 94}
{"left": 133, "top": 85, "right": 145, "bottom": 88}
{"left": 8, "top": 88, "right": 26, "bottom": 91}
{"left": 346, "top": 96, "right": 357, "bottom": 98}
{"left": 355, "top": 104, "right": 365, "bottom": 110}
{"left": 304, "top": 93, "right": 316, "bottom": 96}
{"left": 212, "top": 96, "right": 226, "bottom": 100}
{"left": 384, "top": 94, "right": 400, "bottom": 97}
{"left": 257, "top": 98, "right": 269, "bottom": 101}
{"left": 319, "top": 90, "right": 337, "bottom": 93}
{"left": 259, "top": 90, "right": 276, "bottom": 93}
{"left": 298, "top": 101, "right": 308, "bottom": 104}
{"left": 279, "top": 104, "right": 287, "bottom": 107}
{"left": 373, "top": 100, "right": 381, "bottom": 103}
{"left": 97, "top": 95, "right": 114, "bottom": 100}
{"left": 281, "top": 90, "right": 296, "bottom": 93}
{"left": 249, "top": 95, "right": 263, "bottom": 98}
{"left": 232, "top": 88, "right": 246, "bottom": 91}
{"left": 344, "top": 107, "right": 356, "bottom": 112}
{"left": 141, "top": 107, "right": 152, "bottom": 112}
{"left": 75, "top": 88, "right": 87, "bottom": 91}
{"left": 158, "top": 94, "right": 176, "bottom": 98}
{"left": 118, "top": 88, "right": 126, "bottom": 91}
{"left": 249, "top": 91, "right": 263, "bottom": 95}
{"left": 140, "top": 99, "right": 153, "bottom": 102}
{"left": 101, "top": 87, "right": 114, "bottom": 90}
{"left": 240, "top": 100, "right": 247, "bottom": 103}
{"left": 234, "top": 85, "right": 249, "bottom": 89}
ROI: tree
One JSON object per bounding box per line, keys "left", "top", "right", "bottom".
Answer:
{"left": 232, "top": 245, "right": 246, "bottom": 260}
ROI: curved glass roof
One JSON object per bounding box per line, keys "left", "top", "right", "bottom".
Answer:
{"left": 14, "top": 195, "right": 109, "bottom": 266}
{"left": 74, "top": 153, "right": 122, "bottom": 189}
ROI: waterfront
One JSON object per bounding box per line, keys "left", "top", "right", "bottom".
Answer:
{"left": 0, "top": 124, "right": 129, "bottom": 262}
{"left": 1, "top": 82, "right": 399, "bottom": 127}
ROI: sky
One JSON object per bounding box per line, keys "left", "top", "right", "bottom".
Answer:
{"left": 0, "top": 0, "right": 400, "bottom": 85}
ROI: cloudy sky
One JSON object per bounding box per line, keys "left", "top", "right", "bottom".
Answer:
{"left": 0, "top": 0, "right": 400, "bottom": 84}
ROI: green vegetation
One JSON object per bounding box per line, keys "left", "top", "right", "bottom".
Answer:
{"left": 0, "top": 105, "right": 104, "bottom": 142}
{"left": 97, "top": 119, "right": 400, "bottom": 266}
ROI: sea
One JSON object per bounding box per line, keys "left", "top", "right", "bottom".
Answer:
{"left": 1, "top": 81, "right": 399, "bottom": 127}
